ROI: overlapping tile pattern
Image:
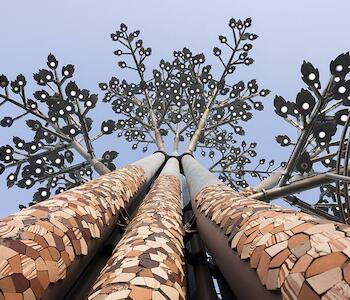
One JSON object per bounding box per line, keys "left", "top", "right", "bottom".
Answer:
{"left": 195, "top": 183, "right": 350, "bottom": 300}
{"left": 0, "top": 165, "right": 146, "bottom": 300}
{"left": 88, "top": 175, "right": 186, "bottom": 300}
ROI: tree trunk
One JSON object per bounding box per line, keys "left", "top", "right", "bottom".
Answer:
{"left": 186, "top": 108, "right": 210, "bottom": 154}
{"left": 182, "top": 177, "right": 218, "bottom": 300}
{"left": 182, "top": 154, "right": 350, "bottom": 300}
{"left": 0, "top": 153, "right": 165, "bottom": 300}
{"left": 88, "top": 157, "right": 186, "bottom": 300}
{"left": 71, "top": 140, "right": 111, "bottom": 175}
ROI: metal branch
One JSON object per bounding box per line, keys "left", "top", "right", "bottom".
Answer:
{"left": 186, "top": 28, "right": 247, "bottom": 154}
{"left": 124, "top": 35, "right": 165, "bottom": 151}
{"left": 172, "top": 123, "right": 181, "bottom": 153}
{"left": 277, "top": 77, "right": 333, "bottom": 187}
{"left": 250, "top": 167, "right": 350, "bottom": 202}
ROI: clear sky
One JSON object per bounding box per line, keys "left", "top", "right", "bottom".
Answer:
{"left": 0, "top": 0, "right": 349, "bottom": 216}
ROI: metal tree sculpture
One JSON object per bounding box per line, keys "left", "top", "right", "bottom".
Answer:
{"left": 100, "top": 18, "right": 277, "bottom": 191}
{"left": 0, "top": 17, "right": 281, "bottom": 206}
{"left": 0, "top": 55, "right": 114, "bottom": 207}
{"left": 2, "top": 16, "right": 350, "bottom": 300}
{"left": 266, "top": 52, "right": 350, "bottom": 222}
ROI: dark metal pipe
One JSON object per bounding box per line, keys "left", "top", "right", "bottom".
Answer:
{"left": 251, "top": 171, "right": 334, "bottom": 202}
{"left": 326, "top": 172, "right": 350, "bottom": 183}
{"left": 253, "top": 171, "right": 282, "bottom": 192}
{"left": 182, "top": 155, "right": 281, "bottom": 300}
{"left": 282, "top": 195, "right": 340, "bottom": 222}
{"left": 182, "top": 178, "right": 218, "bottom": 300}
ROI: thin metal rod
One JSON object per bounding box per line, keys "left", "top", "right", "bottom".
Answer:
{"left": 326, "top": 173, "right": 350, "bottom": 183}
{"left": 71, "top": 140, "right": 110, "bottom": 175}
{"left": 0, "top": 93, "right": 109, "bottom": 176}
{"left": 282, "top": 195, "right": 339, "bottom": 222}
{"left": 253, "top": 167, "right": 350, "bottom": 204}
{"left": 251, "top": 171, "right": 339, "bottom": 202}
{"left": 277, "top": 111, "right": 319, "bottom": 187}
{"left": 186, "top": 28, "right": 247, "bottom": 154}
{"left": 334, "top": 111, "right": 350, "bottom": 222}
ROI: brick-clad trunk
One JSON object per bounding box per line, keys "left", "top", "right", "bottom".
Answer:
{"left": 182, "top": 154, "right": 350, "bottom": 300}
{"left": 88, "top": 158, "right": 186, "bottom": 300}
{"left": 0, "top": 153, "right": 165, "bottom": 300}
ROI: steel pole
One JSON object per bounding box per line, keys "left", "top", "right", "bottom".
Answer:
{"left": 182, "top": 154, "right": 350, "bottom": 300}
{"left": 250, "top": 172, "right": 334, "bottom": 202}
{"left": 182, "top": 178, "right": 218, "bottom": 300}
{"left": 71, "top": 140, "right": 110, "bottom": 175}
{"left": 182, "top": 154, "right": 280, "bottom": 300}
{"left": 64, "top": 154, "right": 166, "bottom": 300}
{"left": 0, "top": 153, "right": 165, "bottom": 300}
{"left": 88, "top": 157, "right": 186, "bottom": 300}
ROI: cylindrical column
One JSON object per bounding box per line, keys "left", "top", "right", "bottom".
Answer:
{"left": 182, "top": 178, "right": 218, "bottom": 300}
{"left": 88, "top": 157, "right": 186, "bottom": 300}
{"left": 182, "top": 154, "right": 350, "bottom": 300}
{"left": 0, "top": 153, "right": 165, "bottom": 300}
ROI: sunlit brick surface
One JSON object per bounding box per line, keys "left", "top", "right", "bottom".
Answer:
{"left": 0, "top": 165, "right": 146, "bottom": 300}
{"left": 195, "top": 183, "right": 350, "bottom": 300}
{"left": 88, "top": 175, "right": 185, "bottom": 300}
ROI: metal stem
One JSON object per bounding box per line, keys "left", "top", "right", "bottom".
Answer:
{"left": 251, "top": 170, "right": 342, "bottom": 202}
{"left": 71, "top": 141, "right": 110, "bottom": 175}
{"left": 181, "top": 154, "right": 280, "bottom": 300}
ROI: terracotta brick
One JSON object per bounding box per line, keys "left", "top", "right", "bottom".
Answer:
{"left": 298, "top": 282, "right": 320, "bottom": 300}
{"left": 257, "top": 251, "right": 271, "bottom": 286}
{"left": 0, "top": 165, "right": 146, "bottom": 299}
{"left": 288, "top": 233, "right": 309, "bottom": 249}
{"left": 270, "top": 249, "right": 291, "bottom": 268}
{"left": 291, "top": 254, "right": 313, "bottom": 273}
{"left": 306, "top": 252, "right": 347, "bottom": 278}
{"left": 307, "top": 267, "right": 342, "bottom": 295}
{"left": 250, "top": 245, "right": 265, "bottom": 269}
{"left": 281, "top": 272, "right": 304, "bottom": 299}
{"left": 188, "top": 182, "right": 350, "bottom": 299}
{"left": 88, "top": 175, "right": 186, "bottom": 300}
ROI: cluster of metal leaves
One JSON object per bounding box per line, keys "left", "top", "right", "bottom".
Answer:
{"left": 274, "top": 53, "right": 350, "bottom": 173}
{"left": 0, "top": 54, "right": 117, "bottom": 207}
{"left": 100, "top": 19, "right": 274, "bottom": 190}
{"left": 273, "top": 52, "right": 350, "bottom": 218}
{"left": 208, "top": 140, "right": 285, "bottom": 190}
{"left": 0, "top": 17, "right": 282, "bottom": 206}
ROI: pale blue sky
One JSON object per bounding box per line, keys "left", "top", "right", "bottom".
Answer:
{"left": 0, "top": 0, "right": 349, "bottom": 215}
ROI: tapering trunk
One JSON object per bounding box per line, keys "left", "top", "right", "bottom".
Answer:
{"left": 71, "top": 140, "right": 110, "bottom": 175}
{"left": 0, "top": 153, "right": 165, "bottom": 300}
{"left": 186, "top": 108, "right": 210, "bottom": 154}
{"left": 182, "top": 154, "right": 350, "bottom": 300}
{"left": 149, "top": 109, "right": 165, "bottom": 151}
{"left": 88, "top": 158, "right": 186, "bottom": 300}
{"left": 173, "top": 123, "right": 181, "bottom": 153}
{"left": 182, "top": 178, "right": 218, "bottom": 300}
